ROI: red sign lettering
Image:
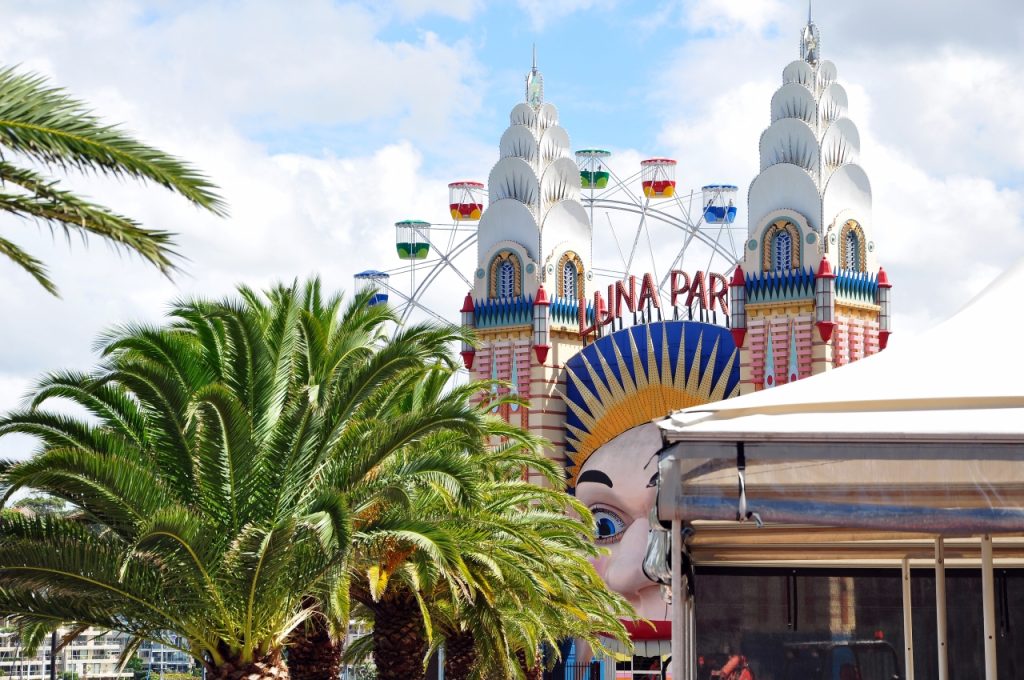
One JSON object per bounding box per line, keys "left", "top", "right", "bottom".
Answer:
{"left": 579, "top": 269, "right": 725, "bottom": 338}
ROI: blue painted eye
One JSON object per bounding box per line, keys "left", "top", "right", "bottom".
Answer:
{"left": 593, "top": 508, "right": 627, "bottom": 543}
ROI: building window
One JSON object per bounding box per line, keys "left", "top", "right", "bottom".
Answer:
{"left": 562, "top": 260, "right": 577, "bottom": 298}
{"left": 844, "top": 231, "right": 858, "bottom": 269}
{"left": 488, "top": 251, "right": 523, "bottom": 299}
{"left": 498, "top": 261, "right": 515, "bottom": 298}
{"left": 840, "top": 220, "right": 866, "bottom": 271}
{"left": 761, "top": 219, "right": 801, "bottom": 271}
{"left": 556, "top": 251, "right": 585, "bottom": 300}
{"left": 772, "top": 231, "right": 792, "bottom": 271}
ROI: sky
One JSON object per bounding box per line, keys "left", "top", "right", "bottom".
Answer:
{"left": 1, "top": 0, "right": 1023, "bottom": 459}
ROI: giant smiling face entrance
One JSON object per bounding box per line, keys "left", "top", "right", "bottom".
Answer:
{"left": 563, "top": 321, "right": 740, "bottom": 657}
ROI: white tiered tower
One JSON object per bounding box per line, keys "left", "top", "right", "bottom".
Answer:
{"left": 730, "top": 9, "right": 893, "bottom": 395}
{"left": 460, "top": 54, "right": 593, "bottom": 479}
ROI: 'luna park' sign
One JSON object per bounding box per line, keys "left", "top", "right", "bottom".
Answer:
{"left": 579, "top": 270, "right": 728, "bottom": 337}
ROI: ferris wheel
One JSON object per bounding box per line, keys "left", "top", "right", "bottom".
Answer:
{"left": 355, "top": 155, "right": 744, "bottom": 327}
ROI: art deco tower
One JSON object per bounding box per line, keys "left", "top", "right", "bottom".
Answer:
{"left": 460, "top": 55, "right": 593, "bottom": 479}
{"left": 730, "top": 11, "right": 892, "bottom": 395}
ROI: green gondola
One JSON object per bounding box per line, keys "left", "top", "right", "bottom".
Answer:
{"left": 395, "top": 220, "right": 431, "bottom": 260}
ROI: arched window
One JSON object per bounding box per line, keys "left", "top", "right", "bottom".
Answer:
{"left": 498, "top": 261, "right": 515, "bottom": 298}
{"left": 772, "top": 231, "right": 792, "bottom": 271}
{"left": 488, "top": 251, "right": 522, "bottom": 299}
{"left": 761, "top": 219, "right": 801, "bottom": 272}
{"left": 556, "top": 251, "right": 585, "bottom": 300}
{"left": 844, "top": 231, "right": 859, "bottom": 270}
{"left": 839, "top": 220, "right": 866, "bottom": 271}
{"left": 562, "top": 260, "right": 577, "bottom": 298}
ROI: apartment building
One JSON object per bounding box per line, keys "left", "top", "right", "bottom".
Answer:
{"left": 0, "top": 626, "right": 132, "bottom": 680}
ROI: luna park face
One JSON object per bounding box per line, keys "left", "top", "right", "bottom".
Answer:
{"left": 574, "top": 422, "right": 669, "bottom": 623}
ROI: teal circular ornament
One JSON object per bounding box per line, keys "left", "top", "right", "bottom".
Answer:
{"left": 806, "top": 232, "right": 817, "bottom": 244}
{"left": 475, "top": 268, "right": 485, "bottom": 279}
{"left": 525, "top": 263, "right": 535, "bottom": 274}
{"left": 747, "top": 239, "right": 758, "bottom": 251}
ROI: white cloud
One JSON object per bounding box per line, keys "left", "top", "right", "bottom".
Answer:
{"left": 679, "top": 0, "right": 786, "bottom": 35}
{"left": 0, "top": 2, "right": 486, "bottom": 149}
{"left": 386, "top": 0, "right": 484, "bottom": 22}
{"left": 515, "top": 0, "right": 618, "bottom": 31}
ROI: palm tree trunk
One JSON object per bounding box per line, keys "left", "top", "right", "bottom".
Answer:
{"left": 286, "top": 613, "right": 342, "bottom": 680}
{"left": 442, "top": 630, "right": 477, "bottom": 680}
{"left": 206, "top": 650, "right": 289, "bottom": 680}
{"left": 372, "top": 591, "right": 426, "bottom": 680}
{"left": 515, "top": 649, "right": 542, "bottom": 680}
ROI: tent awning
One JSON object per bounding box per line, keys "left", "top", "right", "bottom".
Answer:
{"left": 655, "top": 259, "right": 1024, "bottom": 538}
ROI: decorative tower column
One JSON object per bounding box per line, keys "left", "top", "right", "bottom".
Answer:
{"left": 815, "top": 257, "right": 836, "bottom": 342}
{"left": 813, "top": 256, "right": 836, "bottom": 375}
{"left": 460, "top": 291, "right": 475, "bottom": 370}
{"left": 533, "top": 285, "right": 550, "bottom": 364}
{"left": 877, "top": 267, "right": 892, "bottom": 350}
{"left": 729, "top": 266, "right": 747, "bottom": 347}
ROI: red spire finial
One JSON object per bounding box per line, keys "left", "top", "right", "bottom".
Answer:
{"left": 534, "top": 284, "right": 549, "bottom": 306}
{"left": 729, "top": 265, "right": 745, "bottom": 286}
{"left": 460, "top": 292, "right": 475, "bottom": 313}
{"left": 877, "top": 266, "right": 892, "bottom": 288}
{"left": 816, "top": 257, "right": 835, "bottom": 279}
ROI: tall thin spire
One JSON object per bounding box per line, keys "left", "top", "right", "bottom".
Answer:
{"left": 800, "top": 3, "right": 820, "bottom": 66}
{"left": 525, "top": 44, "right": 543, "bottom": 107}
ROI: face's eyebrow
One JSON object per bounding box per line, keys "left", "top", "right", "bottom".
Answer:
{"left": 577, "top": 470, "right": 613, "bottom": 488}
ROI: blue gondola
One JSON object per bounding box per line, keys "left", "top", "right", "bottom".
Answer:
{"left": 354, "top": 270, "right": 390, "bottom": 306}
{"left": 702, "top": 184, "right": 739, "bottom": 224}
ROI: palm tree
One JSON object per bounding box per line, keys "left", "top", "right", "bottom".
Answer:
{"left": 0, "top": 66, "right": 225, "bottom": 294}
{"left": 0, "top": 280, "right": 498, "bottom": 680}
{"left": 436, "top": 478, "right": 633, "bottom": 680}
{"left": 346, "top": 405, "right": 532, "bottom": 680}
{"left": 342, "top": 372, "right": 632, "bottom": 680}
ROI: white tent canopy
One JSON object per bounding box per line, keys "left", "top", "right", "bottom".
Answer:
{"left": 657, "top": 258, "right": 1024, "bottom": 533}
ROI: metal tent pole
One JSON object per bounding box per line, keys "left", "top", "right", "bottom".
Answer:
{"left": 671, "top": 518, "right": 683, "bottom": 680}
{"left": 901, "top": 557, "right": 915, "bottom": 680}
{"left": 934, "top": 538, "right": 948, "bottom": 680}
{"left": 982, "top": 534, "right": 997, "bottom": 680}
{"left": 687, "top": 592, "right": 696, "bottom": 680}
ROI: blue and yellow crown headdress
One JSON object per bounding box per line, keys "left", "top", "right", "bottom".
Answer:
{"left": 562, "top": 321, "right": 740, "bottom": 486}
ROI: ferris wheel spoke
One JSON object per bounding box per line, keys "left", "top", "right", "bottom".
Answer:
{"left": 623, "top": 196, "right": 651, "bottom": 276}
{"left": 588, "top": 199, "right": 736, "bottom": 266}
{"left": 423, "top": 240, "right": 472, "bottom": 288}
{"left": 398, "top": 233, "right": 478, "bottom": 326}
{"left": 384, "top": 284, "right": 451, "bottom": 326}
{"left": 603, "top": 212, "right": 629, "bottom": 272}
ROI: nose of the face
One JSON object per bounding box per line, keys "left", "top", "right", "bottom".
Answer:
{"left": 603, "top": 515, "right": 654, "bottom": 599}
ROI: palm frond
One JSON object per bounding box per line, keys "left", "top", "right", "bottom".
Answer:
{"left": 0, "top": 234, "right": 55, "bottom": 294}
{"left": 0, "top": 66, "right": 225, "bottom": 213}
{"left": 0, "top": 162, "right": 179, "bottom": 274}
